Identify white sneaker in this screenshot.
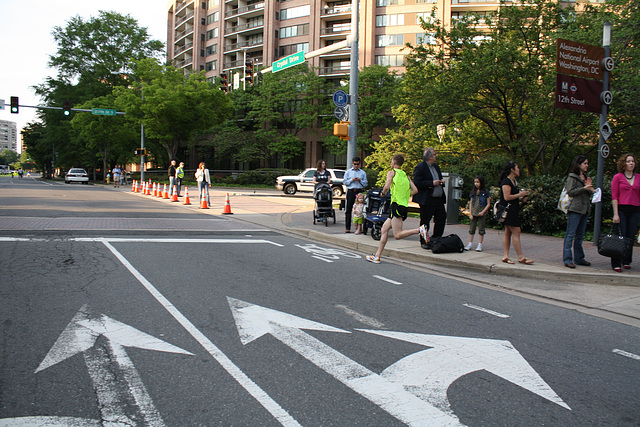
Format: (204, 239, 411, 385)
(464, 243, 473, 251)
(366, 254, 381, 264)
(476, 243, 483, 252)
(419, 225, 430, 242)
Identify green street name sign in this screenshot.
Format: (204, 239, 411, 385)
(92, 108, 116, 116)
(273, 51, 305, 73)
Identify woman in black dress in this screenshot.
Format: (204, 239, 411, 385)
(499, 161, 534, 264)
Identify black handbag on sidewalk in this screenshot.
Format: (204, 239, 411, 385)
(597, 225, 633, 259)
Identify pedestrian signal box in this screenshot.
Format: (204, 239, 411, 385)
(134, 149, 147, 156)
(333, 121, 350, 141)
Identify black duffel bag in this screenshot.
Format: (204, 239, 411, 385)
(431, 234, 465, 254)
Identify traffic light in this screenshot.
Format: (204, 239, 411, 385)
(10, 97, 18, 114)
(245, 61, 253, 85)
(220, 72, 228, 92)
(62, 100, 71, 116)
(333, 121, 350, 140)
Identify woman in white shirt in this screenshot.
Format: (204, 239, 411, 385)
(195, 162, 211, 205)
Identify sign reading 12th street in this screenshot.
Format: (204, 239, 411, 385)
(555, 39, 604, 114)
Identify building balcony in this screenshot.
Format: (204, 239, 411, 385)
(224, 20, 265, 36)
(318, 66, 350, 77)
(321, 5, 352, 17)
(175, 0, 194, 15)
(174, 41, 194, 57)
(225, 2, 265, 19)
(175, 27, 195, 43)
(224, 39, 264, 53)
(175, 11, 195, 28)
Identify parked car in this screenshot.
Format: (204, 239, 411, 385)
(64, 168, 89, 184)
(276, 168, 346, 197)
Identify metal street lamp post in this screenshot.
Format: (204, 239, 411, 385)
(111, 71, 145, 182)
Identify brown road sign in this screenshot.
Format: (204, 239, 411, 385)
(555, 73, 603, 113)
(557, 38, 604, 81)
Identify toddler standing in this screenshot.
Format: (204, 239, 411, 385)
(465, 175, 491, 251)
(352, 192, 366, 235)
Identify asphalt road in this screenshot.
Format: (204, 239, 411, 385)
(1, 175, 639, 426)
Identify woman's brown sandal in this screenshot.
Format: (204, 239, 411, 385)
(518, 258, 534, 265)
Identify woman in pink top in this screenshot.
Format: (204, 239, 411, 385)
(610, 153, 640, 272)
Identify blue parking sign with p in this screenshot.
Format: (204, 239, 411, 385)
(333, 90, 348, 107)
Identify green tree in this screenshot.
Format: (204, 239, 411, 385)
(71, 94, 137, 179)
(0, 149, 19, 166)
(562, 0, 640, 167)
(31, 11, 164, 175)
(385, 0, 601, 176)
(245, 66, 329, 164)
(113, 58, 233, 163)
(322, 65, 401, 155)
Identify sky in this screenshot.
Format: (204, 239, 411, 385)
(0, 1, 169, 151)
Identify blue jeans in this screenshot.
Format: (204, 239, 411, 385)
(563, 211, 588, 265)
(169, 177, 176, 195)
(611, 207, 640, 269)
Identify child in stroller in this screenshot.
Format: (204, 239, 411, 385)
(363, 188, 391, 240)
(313, 183, 336, 226)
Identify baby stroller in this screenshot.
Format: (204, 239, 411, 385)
(313, 183, 336, 226)
(363, 189, 391, 240)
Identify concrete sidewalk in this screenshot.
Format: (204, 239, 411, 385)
(117, 185, 640, 325)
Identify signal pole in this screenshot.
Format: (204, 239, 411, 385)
(346, 0, 359, 168)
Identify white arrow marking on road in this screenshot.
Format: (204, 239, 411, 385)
(228, 297, 463, 426)
(35, 305, 194, 426)
(358, 329, 571, 414)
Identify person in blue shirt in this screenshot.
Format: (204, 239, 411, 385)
(343, 156, 368, 233)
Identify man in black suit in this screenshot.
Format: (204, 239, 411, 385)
(413, 147, 446, 249)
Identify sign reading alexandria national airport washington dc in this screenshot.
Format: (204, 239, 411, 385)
(555, 38, 605, 113)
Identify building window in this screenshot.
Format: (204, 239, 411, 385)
(376, 34, 404, 47)
(206, 12, 219, 25)
(415, 0, 436, 3)
(206, 44, 218, 56)
(206, 28, 219, 40)
(416, 33, 436, 45)
(205, 60, 217, 72)
(416, 12, 435, 25)
(207, 0, 219, 7)
(376, 0, 402, 5)
(375, 54, 405, 66)
(376, 14, 405, 27)
(281, 23, 310, 38)
(279, 42, 309, 57)
(281, 5, 311, 20)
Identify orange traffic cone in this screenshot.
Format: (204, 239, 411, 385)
(147, 180, 152, 195)
(163, 183, 169, 199)
(152, 182, 157, 197)
(183, 187, 191, 205)
(131, 180, 136, 192)
(135, 181, 140, 193)
(199, 188, 208, 209)
(222, 193, 233, 214)
(172, 185, 179, 202)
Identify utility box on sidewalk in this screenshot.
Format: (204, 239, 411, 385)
(442, 173, 463, 224)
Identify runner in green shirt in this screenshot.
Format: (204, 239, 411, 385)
(366, 154, 429, 264)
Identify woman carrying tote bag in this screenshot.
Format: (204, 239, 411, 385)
(563, 155, 595, 268)
(610, 153, 640, 272)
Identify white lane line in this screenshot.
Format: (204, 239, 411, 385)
(335, 304, 387, 329)
(372, 275, 403, 285)
(613, 349, 640, 361)
(100, 239, 301, 427)
(76, 237, 284, 246)
(463, 303, 510, 318)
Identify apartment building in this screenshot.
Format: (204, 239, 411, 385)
(166, 0, 603, 167)
(0, 120, 18, 152)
